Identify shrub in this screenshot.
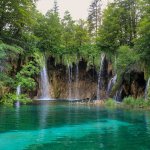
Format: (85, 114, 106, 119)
(105, 98, 117, 107)
(123, 96, 150, 108)
(15, 60, 40, 92)
(0, 93, 32, 106)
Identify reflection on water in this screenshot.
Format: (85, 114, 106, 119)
(0, 103, 150, 150)
(15, 106, 20, 130)
(38, 103, 50, 141)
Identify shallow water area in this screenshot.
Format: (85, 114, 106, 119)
(0, 101, 150, 150)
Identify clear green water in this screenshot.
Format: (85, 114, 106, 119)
(0, 102, 150, 150)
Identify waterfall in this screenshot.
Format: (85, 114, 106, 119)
(16, 85, 21, 107)
(16, 85, 21, 96)
(68, 64, 73, 99)
(145, 78, 150, 100)
(107, 74, 117, 96)
(40, 58, 51, 100)
(107, 55, 118, 99)
(75, 61, 79, 99)
(114, 87, 123, 102)
(97, 54, 105, 100)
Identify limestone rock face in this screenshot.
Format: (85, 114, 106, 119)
(122, 71, 146, 99)
(35, 56, 146, 100)
(36, 58, 98, 99)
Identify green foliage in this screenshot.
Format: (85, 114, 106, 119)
(0, 42, 23, 95)
(88, 0, 102, 38)
(0, 42, 22, 64)
(116, 46, 139, 75)
(62, 54, 77, 66)
(34, 10, 63, 53)
(97, 3, 120, 53)
(0, 93, 32, 106)
(74, 20, 90, 50)
(16, 59, 40, 91)
(123, 96, 150, 108)
(0, 42, 23, 62)
(61, 11, 77, 54)
(32, 51, 45, 67)
(0, 40, 41, 95)
(105, 98, 117, 107)
(0, 73, 14, 94)
(0, 42, 23, 78)
(97, 0, 139, 54)
(18, 61, 40, 77)
(0, 0, 36, 38)
(134, 0, 150, 72)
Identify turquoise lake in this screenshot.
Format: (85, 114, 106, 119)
(0, 101, 150, 150)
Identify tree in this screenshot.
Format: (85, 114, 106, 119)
(33, 9, 62, 54)
(97, 3, 120, 54)
(97, 0, 140, 54)
(88, 0, 102, 38)
(135, 0, 150, 77)
(74, 20, 89, 52)
(0, 0, 36, 39)
(53, 0, 59, 14)
(61, 11, 75, 54)
(115, 0, 139, 46)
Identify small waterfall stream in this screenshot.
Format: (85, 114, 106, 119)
(16, 85, 21, 107)
(145, 78, 150, 100)
(40, 58, 51, 100)
(114, 87, 123, 102)
(75, 61, 79, 99)
(68, 64, 73, 99)
(16, 85, 21, 96)
(97, 54, 105, 100)
(107, 74, 117, 96)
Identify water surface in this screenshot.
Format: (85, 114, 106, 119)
(0, 101, 150, 150)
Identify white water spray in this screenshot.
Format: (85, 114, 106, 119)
(68, 64, 73, 99)
(40, 58, 51, 100)
(107, 74, 117, 96)
(97, 54, 105, 100)
(114, 87, 123, 102)
(145, 78, 150, 100)
(75, 61, 79, 99)
(16, 85, 21, 107)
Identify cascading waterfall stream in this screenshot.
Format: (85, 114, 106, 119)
(97, 54, 105, 100)
(145, 78, 150, 100)
(16, 85, 21, 96)
(16, 85, 21, 107)
(75, 61, 79, 99)
(40, 57, 51, 100)
(68, 64, 73, 99)
(107, 74, 117, 96)
(114, 87, 123, 102)
(112, 56, 119, 101)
